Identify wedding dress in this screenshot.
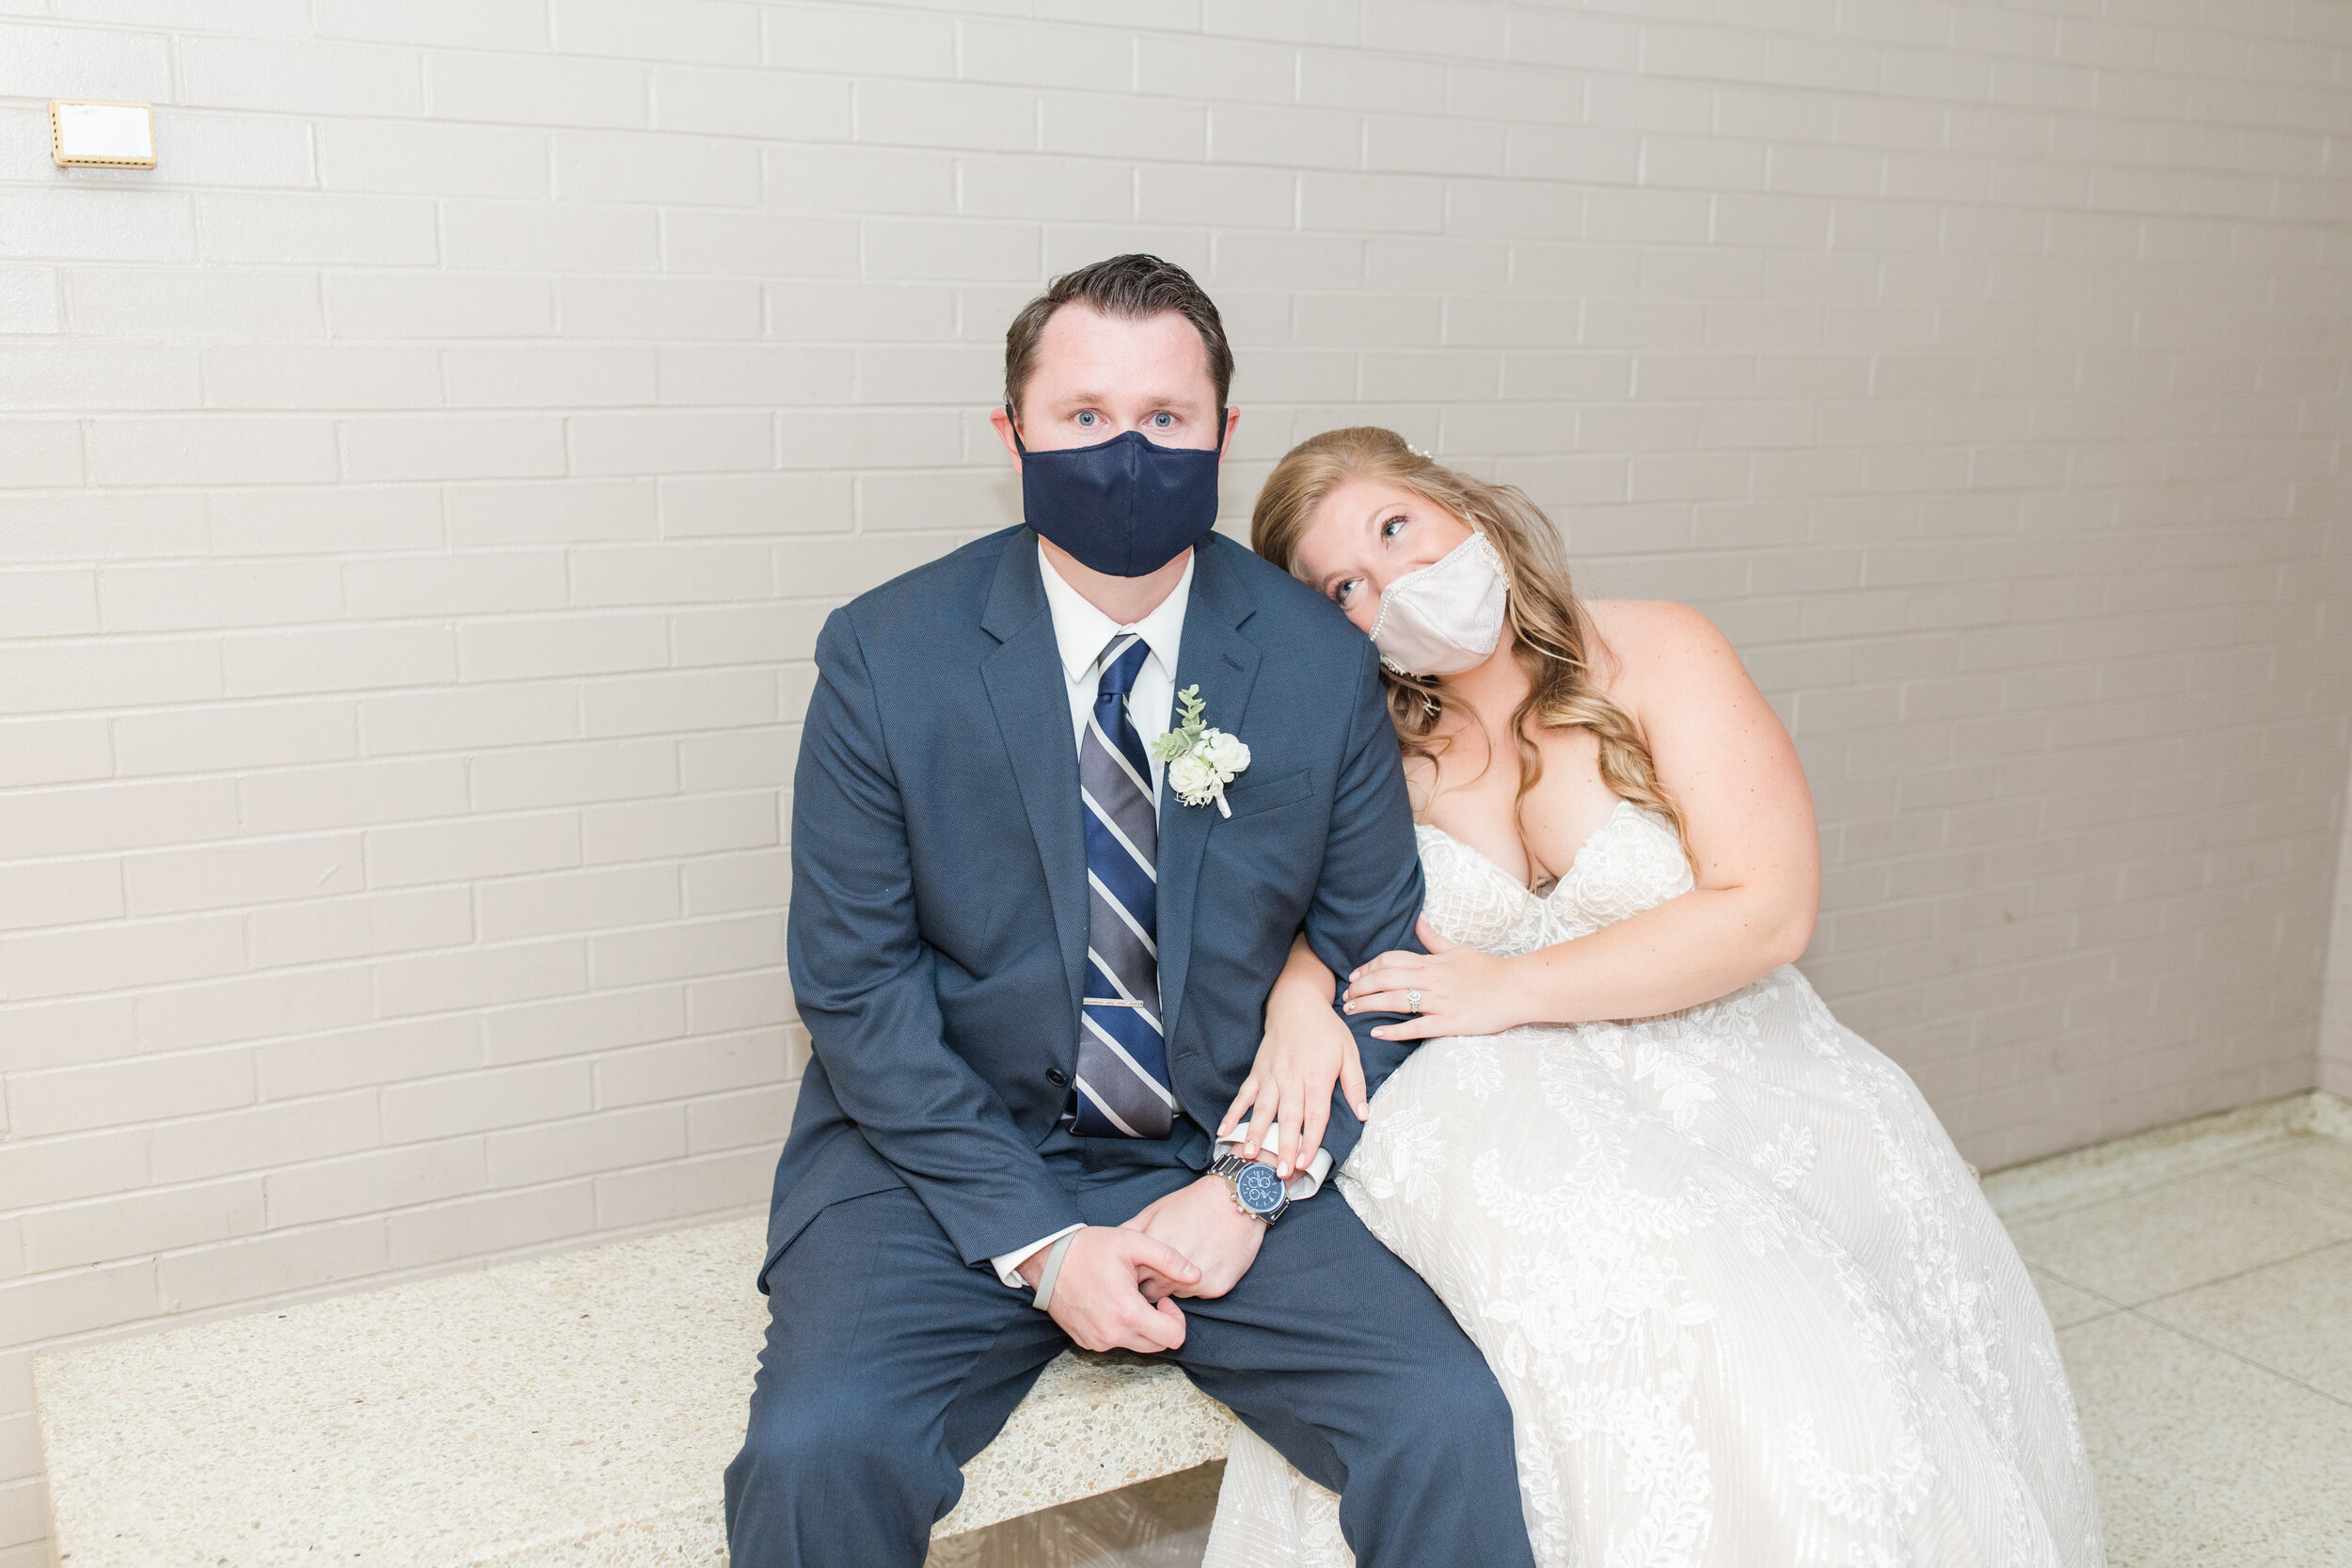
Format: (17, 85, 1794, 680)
(1205, 800, 2105, 1568)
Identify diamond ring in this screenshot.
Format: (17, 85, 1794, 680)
(1406, 988, 1422, 1012)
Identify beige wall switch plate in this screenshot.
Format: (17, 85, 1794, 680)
(49, 101, 156, 167)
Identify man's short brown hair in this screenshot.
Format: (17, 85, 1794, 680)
(1002, 253, 1234, 418)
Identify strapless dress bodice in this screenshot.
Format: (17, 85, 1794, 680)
(1414, 797, 1694, 958)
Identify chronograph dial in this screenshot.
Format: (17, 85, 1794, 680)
(1212, 1152, 1291, 1224)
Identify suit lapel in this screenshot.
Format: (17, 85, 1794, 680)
(979, 532, 1089, 1022)
(1154, 539, 1261, 1054)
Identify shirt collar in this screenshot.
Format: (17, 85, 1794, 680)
(1037, 546, 1195, 687)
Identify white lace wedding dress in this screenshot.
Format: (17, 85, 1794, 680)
(1205, 800, 2105, 1568)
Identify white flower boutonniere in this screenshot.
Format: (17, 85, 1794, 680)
(1151, 684, 1250, 817)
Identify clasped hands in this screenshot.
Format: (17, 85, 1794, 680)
(1026, 920, 1520, 1358)
(1018, 1175, 1265, 1354)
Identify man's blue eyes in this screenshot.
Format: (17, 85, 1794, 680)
(1073, 412, 1176, 427)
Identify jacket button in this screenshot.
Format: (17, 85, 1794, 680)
(1047, 1069, 1070, 1087)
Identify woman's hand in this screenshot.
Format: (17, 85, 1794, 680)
(1343, 917, 1529, 1041)
(1219, 935, 1368, 1180)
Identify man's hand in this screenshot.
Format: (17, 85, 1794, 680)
(1121, 1175, 1265, 1301)
(1017, 1227, 1198, 1354)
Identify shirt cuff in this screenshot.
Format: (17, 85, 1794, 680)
(989, 1224, 1085, 1290)
(1214, 1121, 1334, 1201)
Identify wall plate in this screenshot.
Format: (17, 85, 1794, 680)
(49, 101, 156, 168)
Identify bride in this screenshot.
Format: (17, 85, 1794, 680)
(1202, 427, 2105, 1568)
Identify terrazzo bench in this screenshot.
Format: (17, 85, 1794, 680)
(33, 1213, 1237, 1565)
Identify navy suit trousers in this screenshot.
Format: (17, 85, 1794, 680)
(723, 1147, 1535, 1568)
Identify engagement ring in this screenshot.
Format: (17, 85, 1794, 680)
(1406, 989, 1422, 1011)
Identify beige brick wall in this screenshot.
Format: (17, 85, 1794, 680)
(2, 1, 2349, 1558)
(2324, 752, 2352, 1101)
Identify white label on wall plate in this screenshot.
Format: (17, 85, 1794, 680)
(50, 101, 156, 167)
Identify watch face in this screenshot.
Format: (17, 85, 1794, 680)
(1235, 1163, 1286, 1214)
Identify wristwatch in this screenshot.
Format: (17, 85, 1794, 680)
(1212, 1151, 1290, 1225)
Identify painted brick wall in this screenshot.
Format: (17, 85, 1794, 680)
(3, 1, 2349, 1559)
(2323, 747, 2352, 1101)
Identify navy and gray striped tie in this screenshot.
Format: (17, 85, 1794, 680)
(1073, 633, 1175, 1139)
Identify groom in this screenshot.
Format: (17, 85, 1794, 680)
(724, 254, 1534, 1568)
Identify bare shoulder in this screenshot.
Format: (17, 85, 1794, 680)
(1581, 599, 1741, 698)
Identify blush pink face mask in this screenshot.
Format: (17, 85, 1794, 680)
(1366, 529, 1509, 677)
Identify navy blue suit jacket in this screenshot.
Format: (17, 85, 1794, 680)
(760, 528, 1427, 1291)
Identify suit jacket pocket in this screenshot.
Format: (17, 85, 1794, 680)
(1218, 767, 1312, 819)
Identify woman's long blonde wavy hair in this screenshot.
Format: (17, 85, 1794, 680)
(1250, 426, 1690, 878)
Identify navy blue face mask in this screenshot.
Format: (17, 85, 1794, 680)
(1008, 405, 1224, 578)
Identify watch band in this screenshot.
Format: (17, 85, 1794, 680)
(1030, 1231, 1078, 1313)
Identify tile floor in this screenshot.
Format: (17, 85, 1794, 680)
(2002, 1126, 2352, 1567)
(932, 1111, 2352, 1567)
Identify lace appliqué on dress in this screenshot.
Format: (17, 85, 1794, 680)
(1201, 801, 2104, 1568)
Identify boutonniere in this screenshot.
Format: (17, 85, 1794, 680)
(1151, 684, 1250, 817)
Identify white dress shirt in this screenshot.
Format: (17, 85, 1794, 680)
(1037, 543, 1192, 795)
(988, 547, 1330, 1293)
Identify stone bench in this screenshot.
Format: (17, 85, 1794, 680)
(33, 1213, 1237, 1565)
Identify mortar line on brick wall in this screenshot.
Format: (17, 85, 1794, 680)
(2, 1199, 771, 1364)
(0, 938, 786, 1024)
(1, 1122, 787, 1234)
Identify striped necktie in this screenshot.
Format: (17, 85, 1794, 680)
(1073, 633, 1175, 1139)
